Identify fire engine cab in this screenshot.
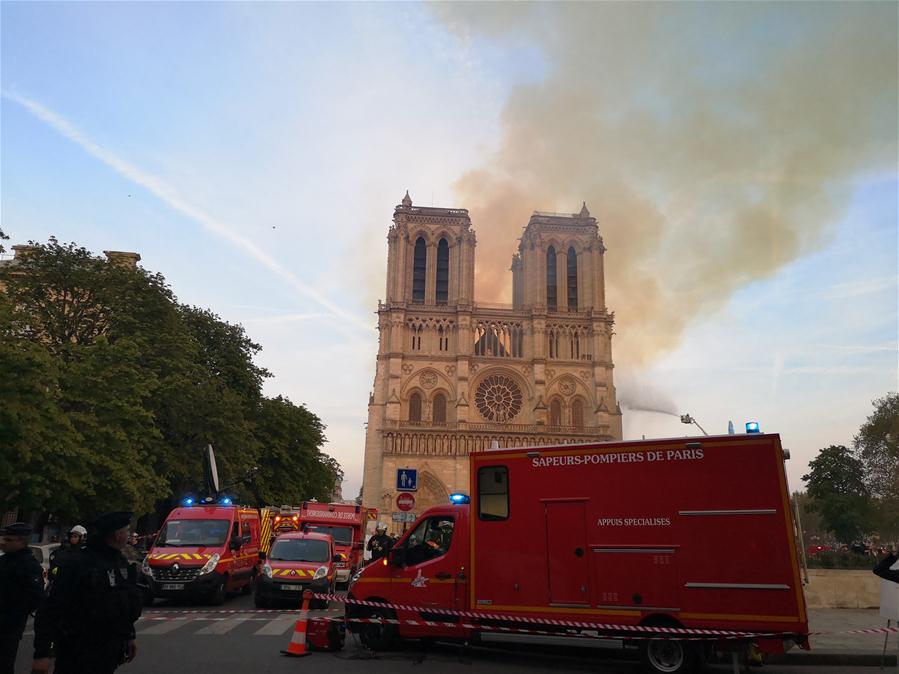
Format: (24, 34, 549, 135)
(298, 501, 370, 588)
(348, 433, 808, 673)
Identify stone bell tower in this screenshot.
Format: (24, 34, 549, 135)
(362, 194, 622, 532)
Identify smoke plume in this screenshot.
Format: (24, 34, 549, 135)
(616, 372, 679, 416)
(434, 3, 898, 364)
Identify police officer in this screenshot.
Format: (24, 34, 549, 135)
(873, 541, 899, 584)
(0, 522, 45, 674)
(366, 523, 392, 562)
(48, 525, 87, 582)
(32, 512, 143, 674)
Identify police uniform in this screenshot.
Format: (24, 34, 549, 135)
(48, 541, 84, 582)
(33, 512, 143, 674)
(0, 522, 45, 674)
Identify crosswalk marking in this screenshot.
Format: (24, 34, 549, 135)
(253, 613, 299, 636)
(195, 615, 251, 635)
(140, 617, 191, 635)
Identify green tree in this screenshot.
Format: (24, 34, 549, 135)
(854, 393, 899, 499)
(1, 238, 342, 522)
(802, 445, 871, 543)
(250, 396, 340, 505)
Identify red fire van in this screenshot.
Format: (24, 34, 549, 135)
(348, 433, 808, 673)
(298, 502, 370, 588)
(255, 531, 339, 608)
(143, 502, 264, 605)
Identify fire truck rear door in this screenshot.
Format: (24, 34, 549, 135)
(544, 500, 590, 606)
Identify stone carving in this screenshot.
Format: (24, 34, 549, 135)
(579, 370, 590, 380)
(520, 365, 532, 376)
(402, 363, 414, 375)
(470, 363, 480, 373)
(444, 365, 456, 375)
(420, 371, 438, 389)
(475, 375, 523, 423)
(546, 368, 556, 379)
(559, 376, 577, 397)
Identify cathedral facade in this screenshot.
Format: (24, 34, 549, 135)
(361, 193, 622, 528)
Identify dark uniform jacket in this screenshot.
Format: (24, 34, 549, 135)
(874, 552, 899, 583)
(0, 547, 45, 636)
(48, 543, 83, 581)
(367, 534, 393, 561)
(33, 542, 142, 665)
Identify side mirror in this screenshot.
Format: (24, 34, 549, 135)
(258, 551, 266, 561)
(229, 536, 242, 551)
(389, 547, 406, 567)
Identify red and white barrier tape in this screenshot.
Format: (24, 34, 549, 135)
(311, 593, 899, 639)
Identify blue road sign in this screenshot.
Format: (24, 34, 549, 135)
(396, 468, 418, 492)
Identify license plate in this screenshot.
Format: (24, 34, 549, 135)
(161, 583, 185, 591)
(279, 584, 303, 591)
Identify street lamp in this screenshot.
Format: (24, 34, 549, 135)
(680, 413, 709, 437)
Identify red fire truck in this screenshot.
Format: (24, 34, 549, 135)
(348, 433, 808, 673)
(298, 501, 372, 588)
(143, 499, 270, 605)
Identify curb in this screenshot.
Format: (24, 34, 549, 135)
(765, 651, 897, 667)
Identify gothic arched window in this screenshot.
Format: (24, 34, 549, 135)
(567, 247, 578, 311)
(572, 398, 585, 427)
(432, 393, 447, 423)
(546, 246, 557, 310)
(436, 238, 449, 305)
(549, 398, 562, 426)
(409, 392, 422, 422)
(412, 237, 426, 303)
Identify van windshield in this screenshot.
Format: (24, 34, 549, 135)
(270, 539, 330, 563)
(156, 520, 230, 547)
(303, 525, 352, 545)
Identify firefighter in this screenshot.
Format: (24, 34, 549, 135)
(366, 523, 392, 562)
(0, 522, 45, 674)
(48, 526, 87, 582)
(425, 520, 453, 557)
(32, 512, 143, 674)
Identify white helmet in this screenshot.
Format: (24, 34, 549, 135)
(376, 523, 387, 533)
(69, 525, 87, 536)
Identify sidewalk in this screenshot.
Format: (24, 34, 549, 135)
(768, 608, 897, 667)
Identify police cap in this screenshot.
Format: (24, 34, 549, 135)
(92, 511, 133, 537)
(1, 522, 33, 537)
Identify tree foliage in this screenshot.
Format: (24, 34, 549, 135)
(0, 238, 342, 521)
(854, 393, 899, 499)
(802, 445, 871, 543)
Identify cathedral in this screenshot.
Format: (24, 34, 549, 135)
(361, 192, 622, 528)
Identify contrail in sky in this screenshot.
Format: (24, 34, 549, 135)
(3, 90, 371, 332)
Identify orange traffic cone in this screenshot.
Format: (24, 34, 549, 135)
(281, 590, 313, 657)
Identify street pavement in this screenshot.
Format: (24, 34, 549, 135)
(13, 593, 892, 673)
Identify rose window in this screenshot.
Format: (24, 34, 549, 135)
(475, 375, 523, 423)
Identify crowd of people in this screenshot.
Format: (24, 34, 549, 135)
(0, 513, 143, 674)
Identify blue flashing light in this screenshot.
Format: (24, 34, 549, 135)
(746, 421, 761, 434)
(183, 497, 194, 506)
(220, 497, 232, 505)
(449, 493, 470, 505)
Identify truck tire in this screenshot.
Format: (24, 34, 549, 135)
(354, 603, 398, 651)
(208, 577, 227, 606)
(640, 638, 699, 674)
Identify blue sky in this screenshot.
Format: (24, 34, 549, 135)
(2, 2, 896, 498)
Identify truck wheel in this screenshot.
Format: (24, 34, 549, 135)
(208, 578, 226, 606)
(640, 638, 699, 674)
(355, 604, 397, 651)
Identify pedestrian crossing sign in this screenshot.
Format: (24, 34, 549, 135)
(396, 468, 418, 492)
